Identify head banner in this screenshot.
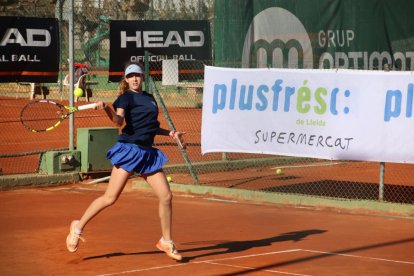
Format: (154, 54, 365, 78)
(109, 20, 211, 82)
(0, 16, 60, 83)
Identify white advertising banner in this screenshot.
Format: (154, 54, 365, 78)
(201, 66, 414, 164)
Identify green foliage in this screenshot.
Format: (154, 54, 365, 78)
(0, 0, 213, 20)
(152, 0, 214, 20)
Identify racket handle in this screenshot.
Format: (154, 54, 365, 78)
(77, 103, 97, 111)
(175, 137, 185, 149)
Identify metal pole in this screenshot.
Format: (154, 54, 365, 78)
(144, 51, 149, 90)
(150, 0, 154, 19)
(97, 0, 101, 66)
(379, 65, 390, 201)
(58, 0, 63, 100)
(379, 162, 385, 201)
(68, 0, 75, 150)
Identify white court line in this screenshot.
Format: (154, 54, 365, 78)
(96, 248, 413, 276)
(97, 263, 187, 276)
(96, 249, 301, 276)
(301, 249, 414, 265)
(271, 162, 342, 170)
(45, 187, 94, 191)
(204, 261, 311, 276)
(204, 197, 238, 203)
(207, 262, 310, 276)
(194, 249, 302, 263)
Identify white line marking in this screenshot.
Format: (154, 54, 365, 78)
(301, 249, 414, 265)
(176, 194, 196, 198)
(95, 249, 301, 276)
(44, 187, 71, 191)
(204, 197, 238, 203)
(271, 162, 342, 170)
(194, 249, 302, 263)
(97, 263, 187, 276)
(45, 187, 93, 191)
(96, 248, 413, 276)
(204, 261, 311, 276)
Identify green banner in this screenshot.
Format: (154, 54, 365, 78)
(214, 0, 414, 70)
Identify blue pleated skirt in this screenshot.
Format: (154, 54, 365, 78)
(106, 142, 168, 175)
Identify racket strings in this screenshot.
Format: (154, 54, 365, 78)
(21, 103, 67, 131)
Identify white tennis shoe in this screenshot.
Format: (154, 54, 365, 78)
(66, 220, 85, 252)
(156, 238, 182, 261)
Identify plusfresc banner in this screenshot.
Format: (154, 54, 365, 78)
(0, 16, 60, 83)
(201, 66, 414, 164)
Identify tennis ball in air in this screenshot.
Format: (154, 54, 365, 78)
(276, 168, 283, 175)
(167, 176, 172, 182)
(74, 87, 83, 97)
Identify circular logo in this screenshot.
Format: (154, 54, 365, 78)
(242, 7, 313, 69)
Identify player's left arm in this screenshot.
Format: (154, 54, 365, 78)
(157, 128, 186, 144)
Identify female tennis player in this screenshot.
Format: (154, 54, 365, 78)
(66, 62, 184, 261)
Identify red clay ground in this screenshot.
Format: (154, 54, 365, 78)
(0, 96, 221, 175)
(0, 182, 413, 275)
(2, 96, 414, 201)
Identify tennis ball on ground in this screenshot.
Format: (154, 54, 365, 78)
(167, 176, 172, 182)
(74, 87, 83, 97)
(276, 168, 283, 175)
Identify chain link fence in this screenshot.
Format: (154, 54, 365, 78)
(0, 1, 413, 207)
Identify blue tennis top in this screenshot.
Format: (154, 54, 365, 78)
(113, 90, 160, 147)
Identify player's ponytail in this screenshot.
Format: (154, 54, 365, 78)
(117, 77, 129, 95)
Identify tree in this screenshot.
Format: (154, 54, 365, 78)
(0, 0, 57, 17)
(119, 0, 150, 20)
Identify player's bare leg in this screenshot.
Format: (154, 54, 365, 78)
(145, 170, 182, 261)
(78, 166, 130, 229)
(145, 170, 173, 240)
(66, 166, 130, 252)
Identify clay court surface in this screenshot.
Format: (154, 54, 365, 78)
(2, 96, 414, 195)
(1, 182, 413, 275)
(1, 96, 414, 275)
(0, 96, 213, 175)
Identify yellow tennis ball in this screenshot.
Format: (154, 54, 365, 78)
(167, 176, 172, 182)
(276, 168, 283, 175)
(74, 87, 83, 97)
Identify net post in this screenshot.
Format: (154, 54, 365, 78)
(144, 51, 150, 91)
(68, 0, 75, 151)
(378, 65, 390, 201)
(379, 162, 385, 201)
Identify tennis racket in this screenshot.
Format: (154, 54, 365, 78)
(175, 135, 186, 149)
(20, 100, 97, 132)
